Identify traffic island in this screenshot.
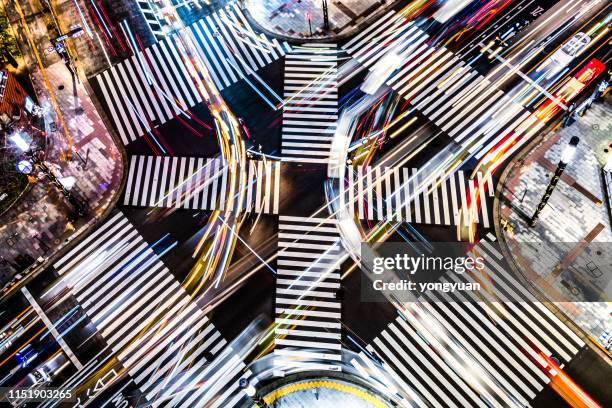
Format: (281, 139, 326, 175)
(242, 373, 393, 408)
(239, 349, 412, 407)
(242, 0, 397, 41)
(494, 98, 612, 352)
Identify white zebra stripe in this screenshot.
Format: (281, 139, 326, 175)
(122, 155, 281, 214)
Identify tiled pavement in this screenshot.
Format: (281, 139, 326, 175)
(499, 99, 612, 346)
(1, 0, 123, 293)
(261, 379, 388, 407)
(49, 0, 118, 76)
(1, 61, 122, 268)
(244, 0, 389, 39)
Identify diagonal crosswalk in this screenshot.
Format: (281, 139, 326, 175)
(274, 215, 343, 371)
(95, 33, 203, 145)
(94, 3, 291, 145)
(282, 44, 339, 164)
(52, 212, 248, 407)
(187, 3, 292, 90)
(342, 11, 534, 157)
(136, 0, 167, 41)
(351, 233, 586, 407)
(123, 155, 281, 214)
(346, 165, 495, 227)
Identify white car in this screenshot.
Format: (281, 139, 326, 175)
(28, 368, 51, 385)
(537, 32, 591, 79)
(551, 33, 591, 67)
(432, 0, 473, 24)
(360, 51, 403, 95)
(550, 32, 590, 66)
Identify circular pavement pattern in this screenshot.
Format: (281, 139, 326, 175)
(262, 378, 392, 408)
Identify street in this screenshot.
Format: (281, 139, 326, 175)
(0, 0, 610, 407)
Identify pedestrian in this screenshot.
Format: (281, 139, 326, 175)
(595, 80, 609, 101)
(577, 97, 592, 117)
(561, 103, 575, 128)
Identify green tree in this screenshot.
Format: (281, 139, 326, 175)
(0, 6, 21, 68)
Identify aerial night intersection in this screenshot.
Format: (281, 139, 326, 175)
(0, 0, 610, 406)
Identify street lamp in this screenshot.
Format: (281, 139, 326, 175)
(322, 0, 329, 31)
(239, 378, 269, 408)
(306, 12, 313, 37)
(529, 136, 580, 226)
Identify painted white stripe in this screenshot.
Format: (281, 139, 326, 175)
(375, 333, 451, 408)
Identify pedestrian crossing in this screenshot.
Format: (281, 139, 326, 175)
(351, 233, 586, 408)
(136, 0, 167, 41)
(186, 3, 292, 90)
(342, 11, 533, 156)
(52, 212, 248, 407)
(274, 215, 343, 371)
(94, 3, 291, 145)
(282, 44, 339, 164)
(144, 349, 251, 408)
(123, 155, 281, 214)
(345, 165, 495, 228)
(95, 33, 203, 145)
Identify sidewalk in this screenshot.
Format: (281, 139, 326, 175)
(496, 99, 611, 349)
(0, 0, 123, 297)
(243, 0, 394, 40)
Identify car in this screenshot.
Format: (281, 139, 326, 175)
(360, 51, 403, 95)
(550, 32, 591, 67)
(432, 0, 473, 24)
(15, 345, 37, 368)
(535, 58, 605, 120)
(28, 368, 51, 385)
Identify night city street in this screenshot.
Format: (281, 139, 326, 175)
(0, 0, 611, 407)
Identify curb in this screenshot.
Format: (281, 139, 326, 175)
(0, 181, 32, 219)
(0, 72, 128, 306)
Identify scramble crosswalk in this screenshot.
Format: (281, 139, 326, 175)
(282, 44, 339, 164)
(94, 3, 291, 145)
(342, 11, 535, 158)
(345, 165, 495, 227)
(123, 155, 281, 214)
(274, 215, 343, 371)
(351, 233, 585, 408)
(52, 212, 248, 407)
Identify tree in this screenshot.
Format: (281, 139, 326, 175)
(0, 6, 21, 68)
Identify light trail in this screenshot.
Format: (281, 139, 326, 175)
(225, 58, 278, 109)
(173, 25, 248, 295)
(27, 3, 610, 405)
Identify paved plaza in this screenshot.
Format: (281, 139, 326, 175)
(0, 61, 122, 272)
(499, 98, 612, 347)
(244, 0, 390, 39)
(262, 379, 391, 407)
(0, 0, 123, 295)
